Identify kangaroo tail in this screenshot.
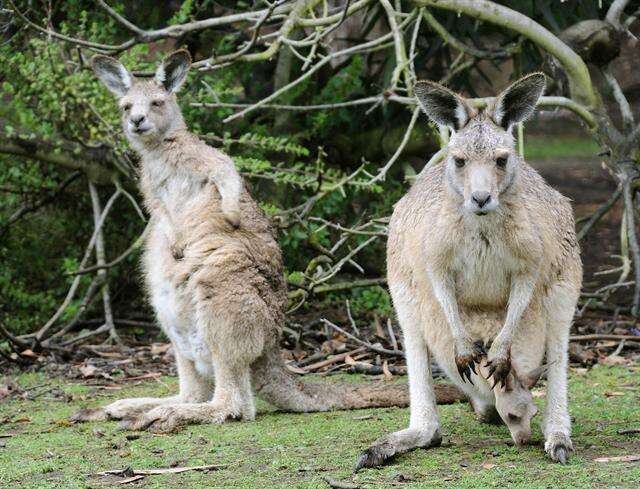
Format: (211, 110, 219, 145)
(251, 349, 465, 412)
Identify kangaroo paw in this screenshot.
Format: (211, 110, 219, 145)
(454, 339, 484, 383)
(486, 341, 511, 389)
(545, 432, 573, 464)
(354, 427, 441, 472)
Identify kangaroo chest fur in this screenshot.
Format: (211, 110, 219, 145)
(141, 153, 216, 377)
(448, 220, 520, 309)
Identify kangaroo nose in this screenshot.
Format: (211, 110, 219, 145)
(131, 114, 146, 126)
(472, 191, 491, 208)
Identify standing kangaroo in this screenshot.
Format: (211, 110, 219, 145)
(73, 50, 462, 431)
(356, 74, 582, 470)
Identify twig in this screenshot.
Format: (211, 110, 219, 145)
(67, 224, 149, 276)
(577, 186, 623, 241)
(303, 347, 366, 371)
(386, 318, 398, 351)
(320, 319, 405, 357)
(89, 182, 120, 344)
(569, 334, 640, 343)
(622, 175, 640, 317)
(34, 187, 121, 343)
(367, 106, 421, 183)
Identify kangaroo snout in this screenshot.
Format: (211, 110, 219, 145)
(467, 190, 497, 215)
(512, 429, 532, 446)
(471, 191, 491, 208)
(131, 114, 146, 126)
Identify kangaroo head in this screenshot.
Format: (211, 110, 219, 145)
(414, 73, 546, 216)
(493, 363, 547, 446)
(92, 50, 192, 148)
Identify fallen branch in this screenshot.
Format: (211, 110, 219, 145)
(320, 319, 405, 357)
(569, 334, 640, 343)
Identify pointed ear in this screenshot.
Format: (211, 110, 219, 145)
(155, 49, 192, 93)
(520, 364, 549, 390)
(503, 371, 516, 392)
(414, 81, 471, 130)
(91, 55, 132, 97)
(492, 73, 546, 130)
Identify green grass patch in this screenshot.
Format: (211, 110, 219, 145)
(0, 366, 638, 488)
(524, 136, 600, 160)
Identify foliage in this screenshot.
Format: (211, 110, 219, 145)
(0, 0, 633, 335)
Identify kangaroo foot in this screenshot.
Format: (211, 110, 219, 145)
(120, 402, 242, 433)
(354, 426, 441, 472)
(454, 339, 485, 383)
(71, 397, 179, 423)
(545, 431, 573, 464)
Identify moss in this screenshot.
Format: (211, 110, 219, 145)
(0, 366, 638, 488)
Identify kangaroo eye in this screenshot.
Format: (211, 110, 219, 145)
(508, 413, 520, 422)
(151, 100, 165, 107)
(454, 157, 466, 168)
(122, 103, 132, 111)
(496, 156, 508, 168)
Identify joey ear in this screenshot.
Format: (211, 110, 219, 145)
(503, 371, 516, 392)
(91, 55, 132, 97)
(155, 49, 192, 93)
(492, 73, 546, 130)
(414, 81, 471, 130)
(520, 364, 549, 390)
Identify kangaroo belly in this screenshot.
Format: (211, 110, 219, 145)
(144, 231, 214, 378)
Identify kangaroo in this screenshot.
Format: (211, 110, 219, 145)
(356, 73, 582, 470)
(72, 50, 463, 432)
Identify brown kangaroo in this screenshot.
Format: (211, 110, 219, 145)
(72, 50, 463, 432)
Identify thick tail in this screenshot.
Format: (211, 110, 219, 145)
(250, 349, 465, 412)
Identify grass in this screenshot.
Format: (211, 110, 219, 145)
(524, 135, 600, 160)
(0, 366, 638, 488)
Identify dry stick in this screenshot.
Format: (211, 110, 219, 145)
(569, 334, 640, 343)
(367, 106, 421, 183)
(380, 0, 411, 91)
(46, 274, 104, 343)
(320, 319, 405, 357)
(61, 323, 110, 347)
(303, 347, 367, 371)
(345, 300, 360, 335)
(34, 188, 121, 343)
(68, 224, 150, 276)
(577, 186, 623, 241)
(386, 318, 398, 351)
(88, 182, 120, 344)
(622, 176, 640, 317)
(0, 319, 29, 352)
(603, 67, 635, 131)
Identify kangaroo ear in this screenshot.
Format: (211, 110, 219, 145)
(91, 55, 132, 97)
(493, 73, 546, 130)
(520, 364, 549, 390)
(155, 49, 192, 93)
(414, 81, 471, 131)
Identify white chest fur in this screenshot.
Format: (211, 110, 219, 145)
(451, 225, 516, 307)
(145, 240, 214, 377)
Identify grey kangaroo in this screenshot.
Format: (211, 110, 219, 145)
(356, 73, 582, 470)
(72, 50, 463, 432)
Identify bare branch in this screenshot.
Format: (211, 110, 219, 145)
(415, 0, 598, 108)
